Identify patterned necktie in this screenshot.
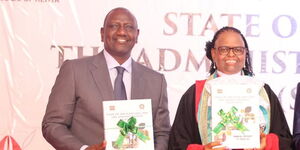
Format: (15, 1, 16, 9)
(114, 66, 127, 100)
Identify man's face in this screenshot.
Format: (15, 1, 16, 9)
(101, 8, 139, 62)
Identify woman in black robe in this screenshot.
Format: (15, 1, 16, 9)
(168, 26, 292, 150)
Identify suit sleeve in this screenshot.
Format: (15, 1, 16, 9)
(153, 75, 171, 150)
(42, 60, 84, 150)
(168, 85, 202, 150)
(264, 84, 293, 150)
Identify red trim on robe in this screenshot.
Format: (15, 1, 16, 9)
(195, 80, 206, 122)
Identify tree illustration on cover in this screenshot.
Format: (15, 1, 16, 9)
(112, 117, 150, 149)
(213, 106, 249, 141)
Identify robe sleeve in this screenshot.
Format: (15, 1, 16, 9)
(168, 84, 202, 150)
(264, 84, 293, 150)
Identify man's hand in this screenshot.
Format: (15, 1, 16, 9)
(86, 141, 106, 150)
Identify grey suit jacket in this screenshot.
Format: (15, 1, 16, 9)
(42, 51, 170, 150)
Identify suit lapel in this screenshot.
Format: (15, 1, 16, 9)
(131, 61, 145, 99)
(89, 51, 114, 100)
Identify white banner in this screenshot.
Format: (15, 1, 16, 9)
(0, 0, 299, 149)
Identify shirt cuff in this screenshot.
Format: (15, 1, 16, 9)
(80, 145, 89, 150)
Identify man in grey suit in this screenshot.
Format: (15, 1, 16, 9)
(42, 7, 170, 150)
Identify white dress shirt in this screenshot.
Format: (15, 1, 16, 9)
(103, 50, 132, 99)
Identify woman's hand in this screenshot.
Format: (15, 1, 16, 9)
(204, 141, 226, 150)
(244, 132, 266, 150)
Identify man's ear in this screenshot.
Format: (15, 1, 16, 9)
(135, 29, 140, 43)
(100, 27, 104, 42)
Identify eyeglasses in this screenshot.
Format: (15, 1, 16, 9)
(214, 46, 247, 55)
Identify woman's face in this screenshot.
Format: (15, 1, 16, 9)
(211, 30, 246, 75)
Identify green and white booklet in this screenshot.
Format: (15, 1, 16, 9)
(103, 99, 154, 150)
(209, 76, 262, 149)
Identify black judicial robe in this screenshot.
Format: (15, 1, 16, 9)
(293, 82, 300, 150)
(168, 84, 293, 150)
